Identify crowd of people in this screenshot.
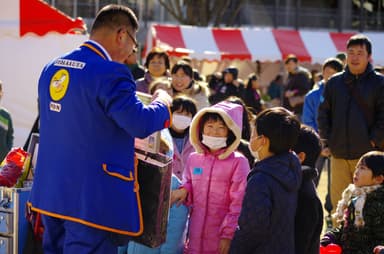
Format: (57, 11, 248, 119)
(10, 3, 384, 254)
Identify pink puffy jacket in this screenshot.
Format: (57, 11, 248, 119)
(181, 101, 250, 254)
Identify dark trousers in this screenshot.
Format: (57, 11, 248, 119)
(41, 215, 117, 254)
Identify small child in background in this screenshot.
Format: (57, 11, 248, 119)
(225, 96, 256, 169)
(242, 73, 263, 115)
(148, 77, 173, 96)
(321, 151, 384, 254)
(292, 125, 324, 254)
(172, 101, 250, 254)
(230, 107, 301, 253)
(169, 95, 197, 180)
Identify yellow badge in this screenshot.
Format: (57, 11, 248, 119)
(49, 69, 69, 101)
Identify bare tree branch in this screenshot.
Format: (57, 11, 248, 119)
(172, 0, 184, 21)
(213, 0, 231, 26)
(198, 0, 208, 26)
(185, 0, 196, 25)
(158, 0, 186, 23)
(228, 0, 246, 26)
(204, 0, 211, 25)
(158, 0, 245, 26)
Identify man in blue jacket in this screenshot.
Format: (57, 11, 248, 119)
(28, 4, 172, 254)
(301, 58, 343, 186)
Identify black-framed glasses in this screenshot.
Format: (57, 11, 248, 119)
(119, 28, 139, 52)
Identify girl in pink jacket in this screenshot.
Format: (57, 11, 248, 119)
(172, 101, 250, 254)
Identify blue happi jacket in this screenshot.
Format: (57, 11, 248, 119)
(29, 40, 171, 236)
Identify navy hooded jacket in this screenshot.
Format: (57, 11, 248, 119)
(230, 152, 302, 254)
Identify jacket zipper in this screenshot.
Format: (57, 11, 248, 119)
(200, 154, 216, 251)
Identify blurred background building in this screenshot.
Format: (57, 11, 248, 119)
(44, 0, 384, 37)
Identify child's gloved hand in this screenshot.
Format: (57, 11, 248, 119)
(320, 233, 335, 247)
(170, 188, 188, 207)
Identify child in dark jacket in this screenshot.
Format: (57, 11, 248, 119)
(292, 125, 324, 254)
(230, 107, 302, 254)
(321, 151, 384, 254)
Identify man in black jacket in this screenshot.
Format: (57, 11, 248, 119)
(283, 54, 312, 117)
(318, 34, 384, 218)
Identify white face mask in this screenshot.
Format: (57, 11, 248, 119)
(202, 134, 227, 150)
(248, 137, 263, 160)
(172, 114, 192, 131)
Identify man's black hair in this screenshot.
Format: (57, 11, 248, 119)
(347, 34, 372, 56)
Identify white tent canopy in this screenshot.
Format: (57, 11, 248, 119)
(145, 24, 384, 65)
(0, 0, 87, 147)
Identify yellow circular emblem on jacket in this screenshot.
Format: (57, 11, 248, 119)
(50, 69, 69, 101)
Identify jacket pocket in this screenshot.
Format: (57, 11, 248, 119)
(102, 163, 134, 181)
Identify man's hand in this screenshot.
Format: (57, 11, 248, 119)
(285, 90, 295, 98)
(219, 238, 231, 254)
(170, 188, 188, 207)
(321, 147, 331, 157)
(232, 80, 240, 87)
(152, 89, 172, 107)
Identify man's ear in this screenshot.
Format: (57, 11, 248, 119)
(115, 28, 125, 47)
(374, 175, 384, 185)
(296, 152, 306, 164)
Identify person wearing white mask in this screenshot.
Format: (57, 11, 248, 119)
(230, 107, 302, 254)
(126, 96, 197, 254)
(127, 96, 214, 254)
(170, 95, 198, 180)
(172, 101, 250, 254)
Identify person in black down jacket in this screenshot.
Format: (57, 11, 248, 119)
(318, 34, 384, 219)
(292, 125, 324, 254)
(209, 66, 245, 105)
(230, 107, 301, 254)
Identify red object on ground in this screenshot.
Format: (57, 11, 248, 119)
(320, 244, 342, 254)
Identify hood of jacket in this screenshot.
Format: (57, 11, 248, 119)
(189, 101, 243, 160)
(250, 152, 302, 192)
